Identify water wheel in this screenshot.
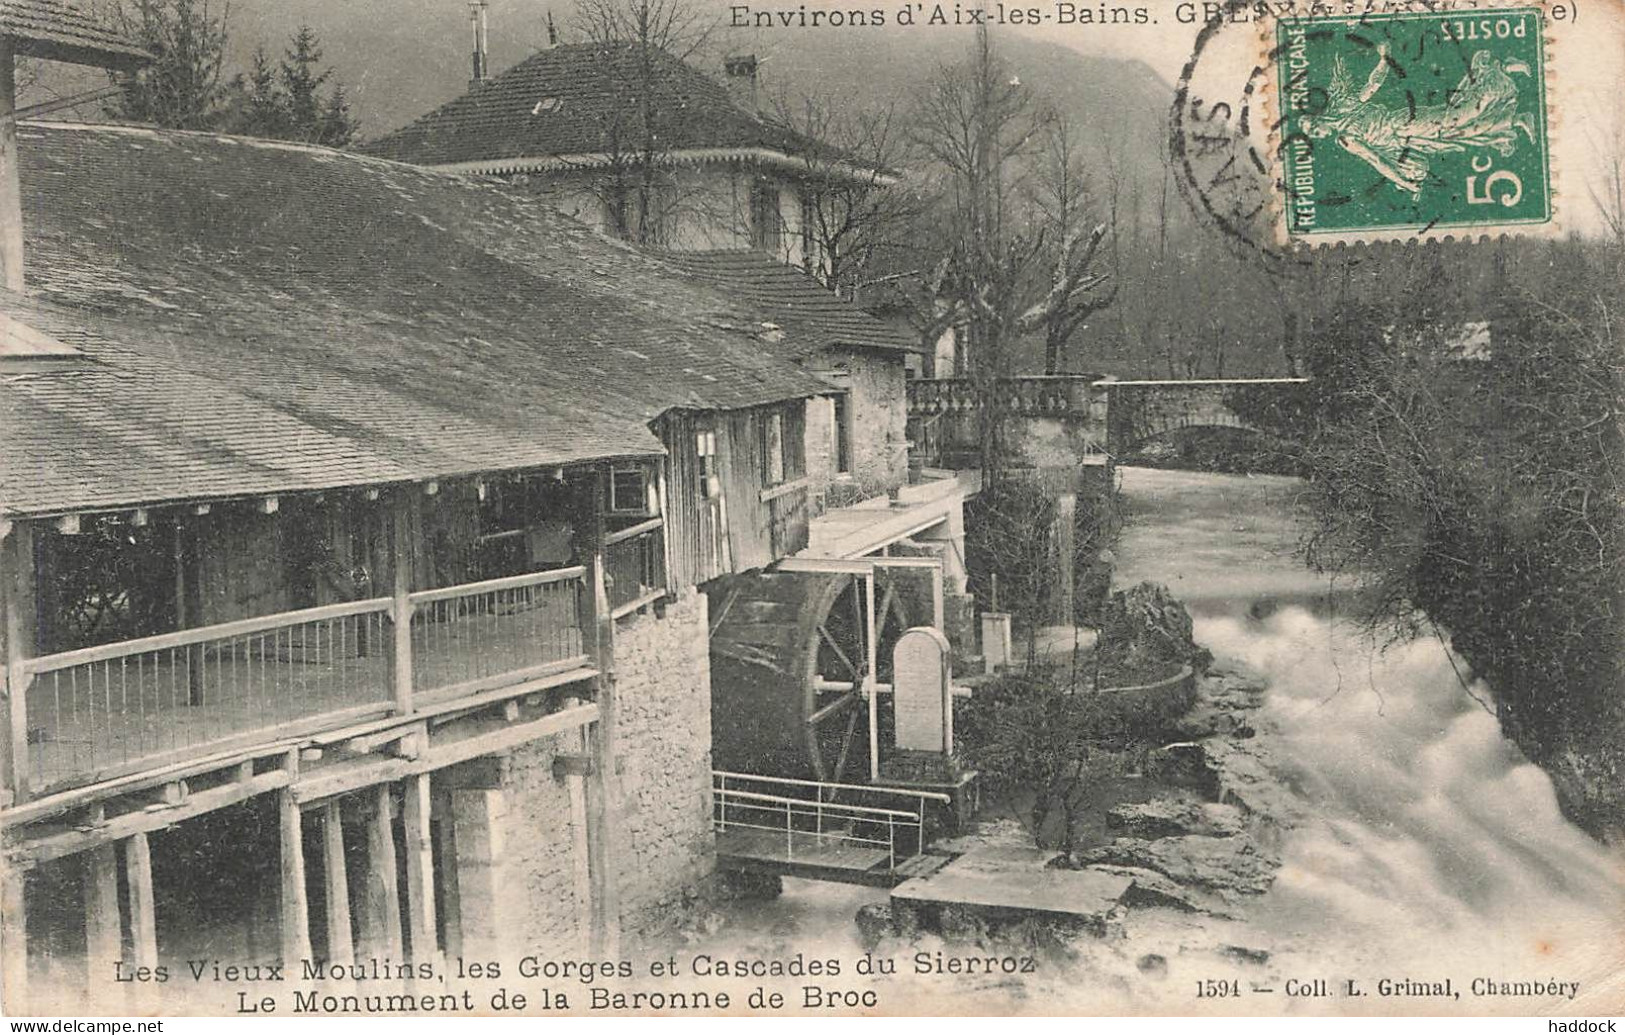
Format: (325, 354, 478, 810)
(705, 569, 918, 784)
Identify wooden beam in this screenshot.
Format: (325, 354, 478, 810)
(402, 775, 436, 965)
(358, 785, 402, 960)
(292, 702, 598, 804)
(446, 756, 508, 791)
(1, 867, 27, 1016)
(124, 832, 158, 971)
(3, 521, 35, 805)
(389, 492, 415, 716)
(572, 753, 598, 955)
(583, 469, 621, 957)
(320, 802, 352, 967)
(551, 754, 592, 779)
(435, 798, 462, 961)
(10, 771, 292, 868)
(278, 790, 311, 967)
(83, 845, 120, 997)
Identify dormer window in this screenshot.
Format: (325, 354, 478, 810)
(531, 97, 564, 115)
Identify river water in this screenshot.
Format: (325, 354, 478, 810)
(707, 466, 1625, 1015)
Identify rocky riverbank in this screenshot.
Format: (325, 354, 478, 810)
(854, 652, 1305, 998)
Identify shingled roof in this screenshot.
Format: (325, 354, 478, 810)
(360, 42, 881, 180)
(658, 251, 918, 358)
(0, 0, 150, 70)
(2, 121, 831, 517)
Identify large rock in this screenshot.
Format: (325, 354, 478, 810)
(1097, 582, 1211, 673)
(1107, 799, 1246, 839)
(1073, 833, 1280, 895)
(1086, 864, 1240, 919)
(1144, 742, 1221, 798)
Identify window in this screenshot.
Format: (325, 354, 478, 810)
(609, 465, 652, 515)
(749, 181, 782, 252)
(761, 411, 786, 486)
(799, 189, 816, 272)
(696, 431, 720, 499)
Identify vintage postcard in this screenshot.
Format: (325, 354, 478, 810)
(1, 0, 1622, 1021)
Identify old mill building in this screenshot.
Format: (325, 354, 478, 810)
(0, 10, 977, 1013)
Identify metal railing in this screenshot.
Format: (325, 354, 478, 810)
(19, 566, 592, 795)
(712, 770, 951, 870)
(409, 566, 587, 697)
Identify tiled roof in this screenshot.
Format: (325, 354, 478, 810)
(658, 251, 919, 358)
(360, 42, 867, 175)
(2, 121, 831, 517)
(0, 0, 150, 70)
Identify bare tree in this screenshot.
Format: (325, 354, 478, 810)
(571, 0, 719, 245)
(768, 90, 921, 292)
(1024, 116, 1115, 375)
(1586, 78, 1625, 258)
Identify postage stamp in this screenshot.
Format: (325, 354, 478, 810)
(1269, 6, 1553, 243)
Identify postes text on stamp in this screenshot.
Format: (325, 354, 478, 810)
(1273, 7, 1551, 242)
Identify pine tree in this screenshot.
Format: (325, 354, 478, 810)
(316, 83, 360, 148)
(234, 44, 287, 139)
(279, 26, 331, 141)
(104, 0, 231, 130)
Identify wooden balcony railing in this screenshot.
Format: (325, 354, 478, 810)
(16, 566, 592, 797)
(604, 518, 668, 619)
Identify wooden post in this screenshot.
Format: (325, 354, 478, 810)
(2, 522, 36, 804)
(401, 774, 436, 964)
(1, 867, 27, 1016)
(866, 569, 879, 782)
(278, 790, 311, 967)
(83, 845, 120, 1000)
(0, 41, 25, 293)
(581, 468, 620, 956)
(433, 794, 462, 960)
(358, 785, 402, 959)
(389, 494, 415, 715)
(320, 802, 353, 967)
(558, 696, 594, 955)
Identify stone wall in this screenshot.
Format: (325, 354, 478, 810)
(806, 348, 908, 501)
(491, 738, 588, 954)
(607, 590, 716, 941)
(482, 591, 715, 954)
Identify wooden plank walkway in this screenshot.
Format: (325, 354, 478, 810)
(717, 827, 891, 873)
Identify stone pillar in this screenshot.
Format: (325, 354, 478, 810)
(449, 789, 507, 962)
(1054, 493, 1076, 626)
(980, 612, 1013, 673)
(82, 845, 120, 1005)
(2, 867, 28, 1016)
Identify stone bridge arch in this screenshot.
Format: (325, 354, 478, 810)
(1100, 379, 1312, 457)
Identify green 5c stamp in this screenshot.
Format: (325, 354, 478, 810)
(1273, 7, 1551, 241)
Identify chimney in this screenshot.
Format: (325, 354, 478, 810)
(469, 1, 490, 87)
(723, 54, 759, 113)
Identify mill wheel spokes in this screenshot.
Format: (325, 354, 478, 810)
(806, 576, 871, 785)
